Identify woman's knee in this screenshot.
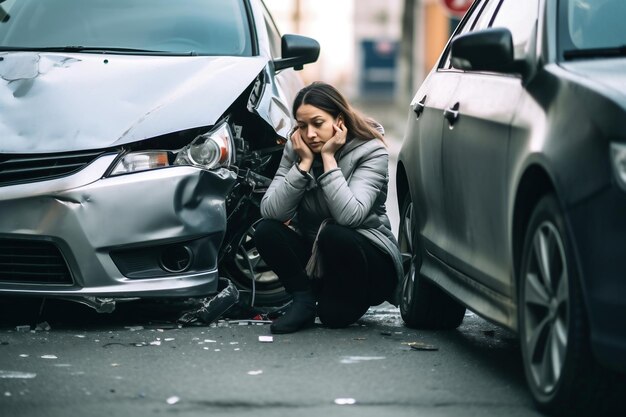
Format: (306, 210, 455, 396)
(253, 219, 286, 257)
(317, 224, 357, 251)
(254, 219, 282, 244)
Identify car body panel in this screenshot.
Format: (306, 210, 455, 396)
(397, 0, 626, 371)
(0, 0, 311, 305)
(0, 53, 268, 153)
(400, 74, 459, 263)
(442, 71, 523, 297)
(0, 156, 236, 297)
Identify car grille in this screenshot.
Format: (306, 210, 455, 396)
(0, 150, 106, 187)
(0, 239, 73, 284)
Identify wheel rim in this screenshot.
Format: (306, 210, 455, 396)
(523, 221, 569, 394)
(232, 222, 280, 288)
(400, 200, 416, 310)
(400, 200, 414, 253)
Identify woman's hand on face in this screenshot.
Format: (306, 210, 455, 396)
(291, 129, 314, 167)
(321, 121, 347, 156)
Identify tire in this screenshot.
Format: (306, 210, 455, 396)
(398, 192, 465, 329)
(220, 214, 290, 308)
(518, 194, 625, 416)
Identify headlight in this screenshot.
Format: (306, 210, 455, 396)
(109, 151, 170, 176)
(611, 143, 626, 191)
(174, 121, 234, 169)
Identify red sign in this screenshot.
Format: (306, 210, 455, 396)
(441, 0, 474, 17)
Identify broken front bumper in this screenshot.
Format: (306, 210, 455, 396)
(0, 153, 236, 299)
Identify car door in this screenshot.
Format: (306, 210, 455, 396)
(405, 2, 497, 261)
(441, 0, 539, 296)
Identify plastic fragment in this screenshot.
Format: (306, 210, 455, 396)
(0, 371, 37, 379)
(35, 322, 51, 331)
(149, 341, 161, 346)
(177, 278, 239, 326)
(258, 336, 273, 343)
(247, 370, 263, 375)
(166, 396, 180, 405)
(229, 319, 272, 325)
(340, 356, 385, 364)
(125, 326, 144, 332)
(15, 325, 30, 333)
(407, 342, 438, 351)
(19, 354, 28, 358)
(78, 296, 117, 313)
(334, 398, 356, 405)
(40, 355, 58, 359)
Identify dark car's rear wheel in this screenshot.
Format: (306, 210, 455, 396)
(398, 192, 465, 329)
(519, 194, 624, 416)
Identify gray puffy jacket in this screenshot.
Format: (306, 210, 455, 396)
(260, 135, 403, 304)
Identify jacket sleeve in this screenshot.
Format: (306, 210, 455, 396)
(260, 141, 312, 221)
(317, 141, 388, 228)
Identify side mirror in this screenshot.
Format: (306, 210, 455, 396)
(274, 34, 320, 71)
(451, 28, 515, 73)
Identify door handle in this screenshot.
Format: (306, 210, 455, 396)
(443, 102, 460, 126)
(412, 96, 427, 119)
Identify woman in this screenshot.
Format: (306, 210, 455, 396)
(255, 82, 403, 334)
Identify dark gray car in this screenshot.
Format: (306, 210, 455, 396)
(0, 0, 318, 310)
(396, 0, 626, 415)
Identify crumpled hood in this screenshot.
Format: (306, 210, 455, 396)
(560, 57, 626, 108)
(0, 52, 268, 153)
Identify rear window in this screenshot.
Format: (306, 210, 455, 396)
(0, 0, 252, 56)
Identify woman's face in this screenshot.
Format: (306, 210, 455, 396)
(295, 104, 338, 153)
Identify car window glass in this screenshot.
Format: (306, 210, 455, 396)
(490, 0, 539, 59)
(472, 0, 502, 31)
(261, 2, 282, 59)
(0, 0, 252, 56)
(567, 0, 626, 50)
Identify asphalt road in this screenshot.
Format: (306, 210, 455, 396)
(0, 104, 545, 417)
(0, 299, 542, 417)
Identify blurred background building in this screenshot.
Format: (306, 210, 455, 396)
(264, 0, 470, 105)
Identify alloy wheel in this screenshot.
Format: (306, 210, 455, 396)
(522, 220, 569, 394)
(234, 223, 279, 285)
(399, 200, 416, 311)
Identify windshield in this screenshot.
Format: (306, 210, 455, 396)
(560, 0, 626, 58)
(0, 0, 252, 56)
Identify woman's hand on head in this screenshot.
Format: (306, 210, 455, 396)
(321, 121, 347, 156)
(291, 129, 314, 170)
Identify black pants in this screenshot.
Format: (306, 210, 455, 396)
(254, 219, 396, 328)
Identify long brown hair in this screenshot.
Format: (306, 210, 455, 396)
(292, 81, 385, 143)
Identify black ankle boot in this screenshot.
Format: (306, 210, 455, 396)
(270, 291, 316, 334)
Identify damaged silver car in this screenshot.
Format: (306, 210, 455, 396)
(0, 0, 319, 310)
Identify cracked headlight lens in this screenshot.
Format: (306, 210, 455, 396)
(109, 151, 170, 176)
(174, 121, 234, 169)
